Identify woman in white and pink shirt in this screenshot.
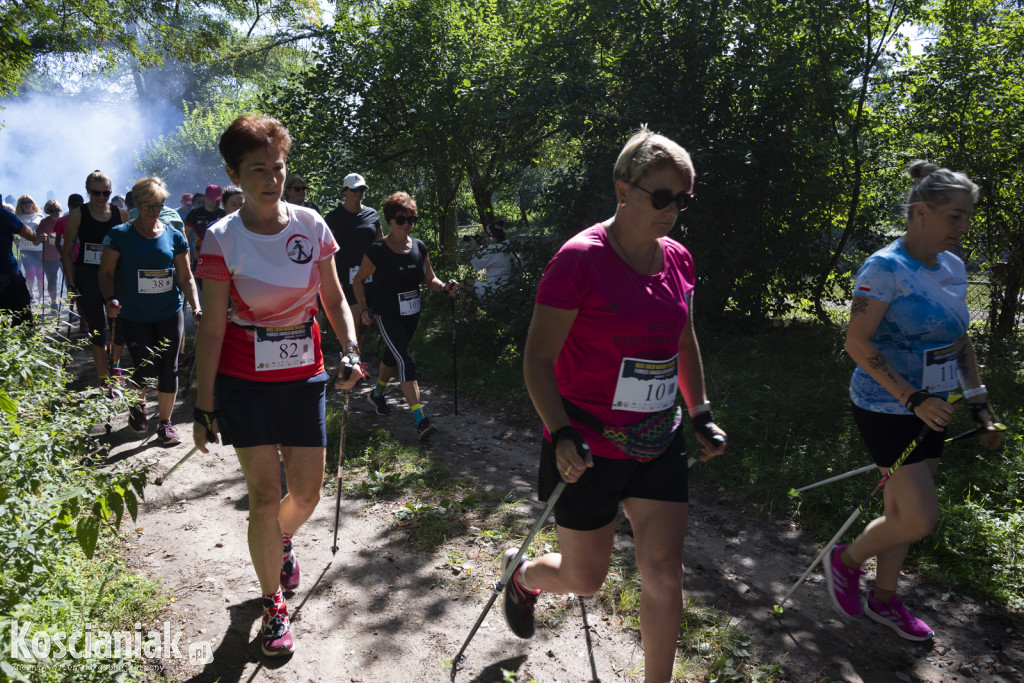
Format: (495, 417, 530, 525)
(192, 115, 362, 658)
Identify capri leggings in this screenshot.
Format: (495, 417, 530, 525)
(119, 310, 183, 394)
(376, 312, 419, 382)
(75, 266, 124, 348)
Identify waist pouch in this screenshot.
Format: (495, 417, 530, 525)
(562, 397, 681, 462)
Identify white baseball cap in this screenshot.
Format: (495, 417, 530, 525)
(342, 173, 367, 191)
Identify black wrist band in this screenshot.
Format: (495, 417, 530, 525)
(193, 407, 219, 432)
(969, 401, 991, 423)
(905, 391, 933, 411)
(553, 425, 589, 455)
(691, 412, 724, 447)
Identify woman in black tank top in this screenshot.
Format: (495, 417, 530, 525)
(60, 170, 129, 385)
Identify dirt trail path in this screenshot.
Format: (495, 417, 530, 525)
(92, 366, 1023, 682)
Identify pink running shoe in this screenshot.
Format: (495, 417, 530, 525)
(260, 597, 294, 656)
(280, 538, 300, 591)
(865, 591, 934, 641)
(823, 543, 864, 616)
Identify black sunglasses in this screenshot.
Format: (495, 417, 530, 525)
(89, 189, 112, 198)
(346, 186, 367, 193)
(393, 215, 417, 226)
(630, 182, 694, 211)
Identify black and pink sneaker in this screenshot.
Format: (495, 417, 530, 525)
(500, 548, 540, 639)
(260, 597, 294, 657)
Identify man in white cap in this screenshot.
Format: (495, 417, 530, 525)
(325, 173, 382, 339)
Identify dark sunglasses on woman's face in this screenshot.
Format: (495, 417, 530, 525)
(89, 189, 112, 198)
(630, 182, 694, 212)
(393, 215, 417, 226)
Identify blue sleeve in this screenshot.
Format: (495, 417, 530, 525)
(853, 255, 894, 304)
(1, 207, 21, 235)
(172, 229, 188, 255)
(102, 229, 121, 251)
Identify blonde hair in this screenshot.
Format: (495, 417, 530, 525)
(131, 177, 170, 207)
(44, 199, 62, 215)
(902, 160, 979, 219)
(613, 125, 695, 191)
(15, 195, 40, 216)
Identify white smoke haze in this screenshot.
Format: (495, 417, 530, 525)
(0, 90, 185, 209)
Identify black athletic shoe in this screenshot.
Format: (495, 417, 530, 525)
(416, 417, 437, 441)
(500, 548, 539, 639)
(367, 391, 391, 415)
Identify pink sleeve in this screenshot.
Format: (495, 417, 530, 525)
(535, 240, 590, 310)
(195, 231, 231, 282)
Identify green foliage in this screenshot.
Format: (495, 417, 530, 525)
(136, 97, 258, 190)
(4, 546, 165, 682)
(0, 315, 151, 678)
(893, 0, 1024, 340)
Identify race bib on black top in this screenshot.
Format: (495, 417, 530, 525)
(398, 290, 421, 316)
(83, 243, 104, 265)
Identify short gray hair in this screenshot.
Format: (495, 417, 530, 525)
(613, 125, 695, 191)
(902, 160, 979, 219)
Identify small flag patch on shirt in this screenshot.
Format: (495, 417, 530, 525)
(857, 285, 871, 292)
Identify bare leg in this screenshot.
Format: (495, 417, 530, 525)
(236, 445, 286, 595)
(278, 446, 326, 536)
(521, 519, 616, 596)
(399, 380, 421, 409)
(841, 460, 938, 601)
(623, 498, 687, 683)
(156, 390, 176, 422)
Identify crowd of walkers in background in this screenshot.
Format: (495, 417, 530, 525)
(0, 119, 1006, 679)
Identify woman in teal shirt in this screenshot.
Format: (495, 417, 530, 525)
(99, 177, 201, 446)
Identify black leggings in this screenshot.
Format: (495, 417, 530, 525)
(75, 266, 124, 349)
(376, 313, 419, 383)
(120, 310, 184, 394)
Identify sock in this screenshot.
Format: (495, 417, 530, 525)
(516, 560, 540, 594)
(263, 589, 285, 613)
(282, 532, 293, 558)
(373, 378, 387, 398)
(411, 403, 424, 425)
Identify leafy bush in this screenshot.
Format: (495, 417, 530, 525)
(0, 314, 150, 680)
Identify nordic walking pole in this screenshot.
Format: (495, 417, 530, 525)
(449, 479, 567, 681)
(449, 452, 699, 681)
(450, 292, 458, 416)
(945, 422, 1007, 443)
(775, 394, 962, 612)
(155, 446, 200, 485)
(330, 359, 357, 555)
(795, 464, 877, 493)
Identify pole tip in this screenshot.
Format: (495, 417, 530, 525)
(331, 545, 339, 555)
(154, 478, 164, 486)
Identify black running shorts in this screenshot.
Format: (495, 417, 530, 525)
(851, 403, 946, 468)
(538, 428, 689, 531)
(215, 371, 328, 448)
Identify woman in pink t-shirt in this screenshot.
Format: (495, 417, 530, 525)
(191, 115, 363, 658)
(504, 127, 727, 683)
